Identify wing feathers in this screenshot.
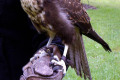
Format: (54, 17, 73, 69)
(58, 0, 90, 24)
(68, 28, 92, 80)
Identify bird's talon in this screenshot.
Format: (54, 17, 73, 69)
(44, 47, 53, 54)
(52, 65, 63, 72)
(50, 57, 59, 62)
(50, 57, 66, 76)
(49, 62, 54, 67)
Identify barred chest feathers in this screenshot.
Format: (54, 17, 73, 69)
(21, 0, 53, 32)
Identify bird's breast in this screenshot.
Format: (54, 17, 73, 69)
(21, 0, 54, 32)
(21, 0, 42, 14)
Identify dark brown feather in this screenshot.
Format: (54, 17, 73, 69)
(43, 0, 75, 44)
(58, 0, 90, 24)
(68, 28, 92, 80)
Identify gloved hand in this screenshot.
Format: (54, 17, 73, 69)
(20, 45, 64, 80)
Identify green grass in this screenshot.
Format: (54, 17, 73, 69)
(63, 0, 120, 80)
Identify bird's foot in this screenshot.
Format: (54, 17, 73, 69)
(44, 47, 54, 57)
(50, 55, 67, 77)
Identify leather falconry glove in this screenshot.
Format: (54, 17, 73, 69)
(20, 45, 65, 80)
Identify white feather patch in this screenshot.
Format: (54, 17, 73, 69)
(48, 24, 53, 30)
(40, 11, 45, 21)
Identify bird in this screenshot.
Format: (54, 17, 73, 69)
(20, 0, 112, 79)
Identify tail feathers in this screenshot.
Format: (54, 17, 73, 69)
(84, 29, 112, 52)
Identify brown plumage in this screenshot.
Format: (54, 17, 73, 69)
(20, 0, 111, 79)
